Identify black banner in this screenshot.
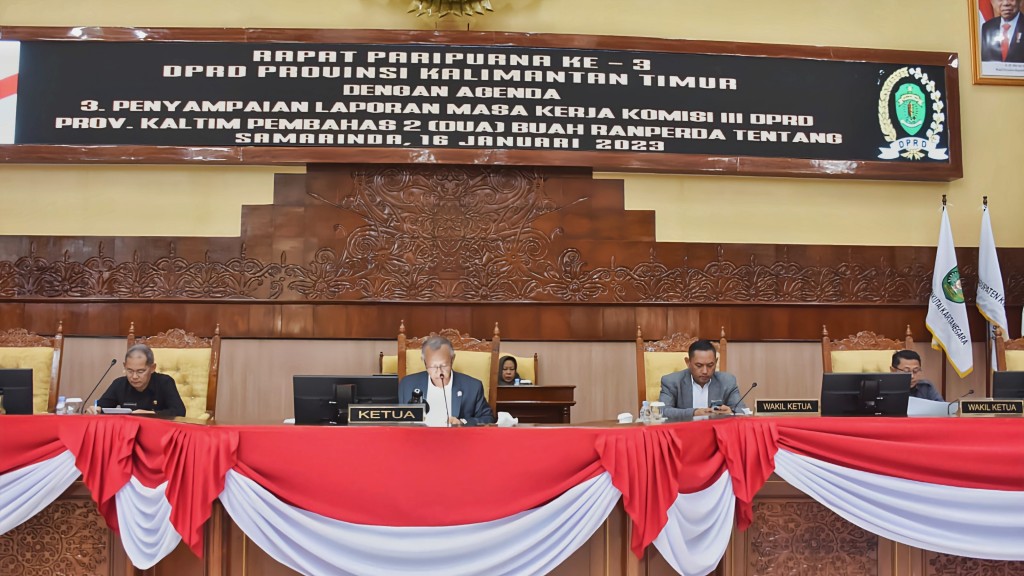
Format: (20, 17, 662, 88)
(9, 40, 953, 163)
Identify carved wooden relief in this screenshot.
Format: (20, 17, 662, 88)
(748, 501, 878, 575)
(0, 165, 1021, 309)
(0, 500, 111, 575)
(826, 329, 911, 352)
(927, 552, 1024, 575)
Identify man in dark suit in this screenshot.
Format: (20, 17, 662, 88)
(981, 0, 1024, 62)
(87, 344, 186, 417)
(397, 335, 494, 426)
(659, 339, 746, 419)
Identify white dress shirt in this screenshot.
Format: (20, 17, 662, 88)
(691, 375, 710, 410)
(424, 373, 454, 427)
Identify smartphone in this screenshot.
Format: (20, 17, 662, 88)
(709, 400, 723, 409)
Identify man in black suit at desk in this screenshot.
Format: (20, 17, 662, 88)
(87, 344, 186, 417)
(397, 336, 494, 427)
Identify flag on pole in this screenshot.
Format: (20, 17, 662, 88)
(977, 202, 1008, 343)
(979, 0, 994, 22)
(926, 204, 973, 377)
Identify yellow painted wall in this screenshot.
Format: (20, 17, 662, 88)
(1, 0, 1020, 246)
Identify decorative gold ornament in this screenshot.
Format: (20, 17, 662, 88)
(408, 0, 494, 18)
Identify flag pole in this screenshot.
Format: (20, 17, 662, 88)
(983, 195, 993, 396)
(940, 194, 948, 397)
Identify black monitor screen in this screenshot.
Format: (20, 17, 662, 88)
(292, 375, 400, 425)
(0, 368, 34, 415)
(820, 372, 911, 416)
(993, 371, 1024, 400)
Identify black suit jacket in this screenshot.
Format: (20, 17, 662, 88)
(982, 15, 1024, 62)
(398, 371, 495, 425)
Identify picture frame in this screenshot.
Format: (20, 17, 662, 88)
(969, 0, 1024, 85)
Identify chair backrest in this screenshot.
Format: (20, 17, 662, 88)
(994, 327, 1024, 371)
(635, 326, 727, 410)
(128, 323, 221, 420)
(821, 325, 913, 373)
(499, 354, 539, 383)
(0, 321, 64, 413)
(396, 321, 501, 414)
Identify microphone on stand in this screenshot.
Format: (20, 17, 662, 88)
(947, 389, 974, 416)
(82, 359, 118, 412)
(729, 382, 759, 414)
(410, 388, 430, 413)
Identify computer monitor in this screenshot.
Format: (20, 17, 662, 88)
(820, 372, 911, 416)
(0, 368, 34, 415)
(993, 371, 1024, 400)
(292, 375, 400, 425)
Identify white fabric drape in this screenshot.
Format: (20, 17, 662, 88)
(652, 471, 736, 576)
(115, 477, 182, 569)
(220, 470, 621, 576)
(774, 449, 1024, 561)
(0, 450, 79, 535)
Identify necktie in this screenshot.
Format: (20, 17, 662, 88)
(1002, 23, 1011, 61)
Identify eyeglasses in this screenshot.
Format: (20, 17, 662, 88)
(124, 368, 151, 377)
(894, 367, 922, 375)
(426, 364, 451, 373)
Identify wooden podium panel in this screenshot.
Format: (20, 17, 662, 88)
(496, 384, 576, 423)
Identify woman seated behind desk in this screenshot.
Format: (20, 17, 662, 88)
(498, 355, 521, 386)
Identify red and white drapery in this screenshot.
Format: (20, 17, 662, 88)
(1, 416, 1022, 575)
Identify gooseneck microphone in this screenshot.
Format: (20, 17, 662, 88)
(410, 388, 430, 413)
(82, 359, 118, 411)
(730, 382, 758, 412)
(947, 389, 974, 416)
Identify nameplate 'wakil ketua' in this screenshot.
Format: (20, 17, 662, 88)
(348, 404, 425, 425)
(755, 399, 820, 415)
(959, 400, 1024, 417)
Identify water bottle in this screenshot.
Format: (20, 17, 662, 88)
(55, 395, 66, 415)
(639, 400, 652, 424)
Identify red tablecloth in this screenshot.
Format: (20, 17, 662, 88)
(2, 415, 1023, 557)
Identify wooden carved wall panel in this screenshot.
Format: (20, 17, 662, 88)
(0, 500, 110, 575)
(926, 552, 1024, 575)
(748, 501, 878, 575)
(0, 164, 1022, 307)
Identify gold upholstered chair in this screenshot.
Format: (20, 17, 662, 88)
(498, 353, 539, 384)
(382, 321, 501, 414)
(0, 321, 65, 413)
(127, 323, 221, 420)
(994, 327, 1024, 372)
(821, 325, 913, 373)
(635, 326, 728, 410)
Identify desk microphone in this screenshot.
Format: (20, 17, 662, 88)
(411, 388, 430, 413)
(82, 359, 118, 411)
(947, 389, 974, 416)
(730, 382, 758, 412)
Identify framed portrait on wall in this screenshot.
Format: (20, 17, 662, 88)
(970, 0, 1024, 85)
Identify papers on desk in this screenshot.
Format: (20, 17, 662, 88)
(101, 407, 133, 414)
(908, 396, 955, 417)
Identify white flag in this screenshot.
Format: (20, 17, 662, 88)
(926, 207, 973, 377)
(977, 205, 1008, 341)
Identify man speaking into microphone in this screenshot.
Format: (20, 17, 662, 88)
(86, 344, 186, 417)
(659, 339, 747, 419)
(397, 336, 494, 427)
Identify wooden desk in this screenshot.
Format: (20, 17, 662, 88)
(496, 384, 575, 423)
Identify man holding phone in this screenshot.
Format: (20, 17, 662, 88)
(659, 339, 746, 419)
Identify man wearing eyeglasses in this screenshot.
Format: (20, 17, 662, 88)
(890, 349, 944, 401)
(397, 335, 495, 427)
(87, 344, 186, 416)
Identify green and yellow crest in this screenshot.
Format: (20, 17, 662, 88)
(941, 267, 965, 304)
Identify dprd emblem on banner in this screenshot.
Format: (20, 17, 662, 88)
(0, 41, 20, 145)
(877, 67, 947, 161)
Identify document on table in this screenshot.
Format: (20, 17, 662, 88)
(907, 396, 955, 417)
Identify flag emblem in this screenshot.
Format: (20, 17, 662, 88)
(941, 267, 965, 303)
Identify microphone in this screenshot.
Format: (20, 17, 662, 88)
(410, 388, 430, 413)
(442, 384, 451, 427)
(730, 382, 758, 413)
(82, 359, 117, 412)
(947, 389, 974, 416)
